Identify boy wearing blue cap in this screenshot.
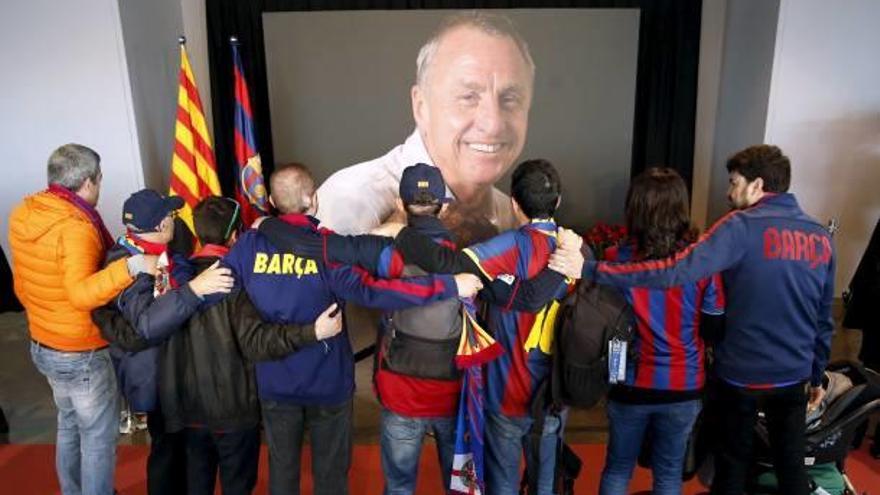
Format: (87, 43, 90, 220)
(372, 163, 464, 495)
(93, 188, 234, 495)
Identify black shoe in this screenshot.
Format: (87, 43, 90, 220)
(870, 442, 880, 459)
(0, 407, 8, 434)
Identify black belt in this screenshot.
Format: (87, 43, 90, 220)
(31, 339, 108, 353)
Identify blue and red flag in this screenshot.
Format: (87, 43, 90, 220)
(231, 38, 269, 227)
(450, 300, 503, 495)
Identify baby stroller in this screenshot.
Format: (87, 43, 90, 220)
(695, 361, 880, 495)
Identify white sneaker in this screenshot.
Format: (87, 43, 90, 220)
(119, 409, 133, 435)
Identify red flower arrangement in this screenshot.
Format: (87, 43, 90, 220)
(583, 221, 628, 260)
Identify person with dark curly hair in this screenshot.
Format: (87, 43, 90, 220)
(598, 168, 725, 495)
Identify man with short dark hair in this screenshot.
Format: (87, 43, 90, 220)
(453, 159, 572, 495)
(558, 145, 835, 495)
(8, 144, 155, 495)
(725, 144, 792, 210)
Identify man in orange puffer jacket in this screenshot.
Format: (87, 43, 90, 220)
(8, 143, 157, 495)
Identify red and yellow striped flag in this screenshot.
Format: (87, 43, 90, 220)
(169, 41, 221, 232)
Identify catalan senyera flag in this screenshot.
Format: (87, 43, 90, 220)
(169, 41, 221, 233)
(231, 39, 269, 226)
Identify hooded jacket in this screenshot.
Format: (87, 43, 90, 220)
(9, 191, 132, 350)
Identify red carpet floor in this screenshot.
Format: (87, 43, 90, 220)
(0, 443, 876, 494)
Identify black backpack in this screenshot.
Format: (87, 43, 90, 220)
(380, 263, 463, 381)
(550, 274, 636, 408)
(521, 248, 635, 495)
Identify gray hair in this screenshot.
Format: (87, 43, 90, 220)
(47, 143, 101, 190)
(415, 11, 536, 88)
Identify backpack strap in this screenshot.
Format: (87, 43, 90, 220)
(354, 343, 377, 363)
(551, 285, 580, 405)
(372, 317, 390, 406)
(521, 378, 550, 495)
(521, 385, 567, 495)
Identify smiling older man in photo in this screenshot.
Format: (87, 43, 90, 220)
(317, 12, 534, 245)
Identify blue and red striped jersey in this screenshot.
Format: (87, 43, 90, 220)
(463, 219, 571, 416)
(606, 242, 725, 393)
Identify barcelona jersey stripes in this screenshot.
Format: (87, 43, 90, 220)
(606, 243, 725, 393)
(463, 219, 571, 416)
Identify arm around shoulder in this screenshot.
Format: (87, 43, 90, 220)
(230, 290, 318, 361)
(61, 225, 132, 310)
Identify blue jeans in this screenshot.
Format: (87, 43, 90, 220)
(30, 343, 120, 495)
(380, 408, 456, 495)
(485, 410, 565, 495)
(599, 399, 702, 495)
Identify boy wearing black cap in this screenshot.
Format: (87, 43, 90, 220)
(93, 189, 234, 495)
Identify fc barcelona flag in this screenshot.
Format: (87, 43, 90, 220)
(450, 300, 503, 495)
(169, 37, 221, 232)
(231, 37, 269, 226)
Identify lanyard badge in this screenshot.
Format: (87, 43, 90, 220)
(608, 337, 628, 384)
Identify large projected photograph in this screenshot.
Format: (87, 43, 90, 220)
(263, 9, 639, 231)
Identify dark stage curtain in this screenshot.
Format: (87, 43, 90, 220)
(206, 0, 702, 194)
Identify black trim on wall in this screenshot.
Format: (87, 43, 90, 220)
(206, 0, 701, 195)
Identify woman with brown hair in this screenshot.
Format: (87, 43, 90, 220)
(599, 167, 725, 495)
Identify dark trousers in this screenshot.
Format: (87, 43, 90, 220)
(185, 426, 260, 495)
(147, 412, 187, 495)
(261, 399, 352, 495)
(860, 326, 880, 455)
(710, 381, 809, 495)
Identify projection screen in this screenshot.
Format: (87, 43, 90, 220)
(263, 9, 639, 230)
